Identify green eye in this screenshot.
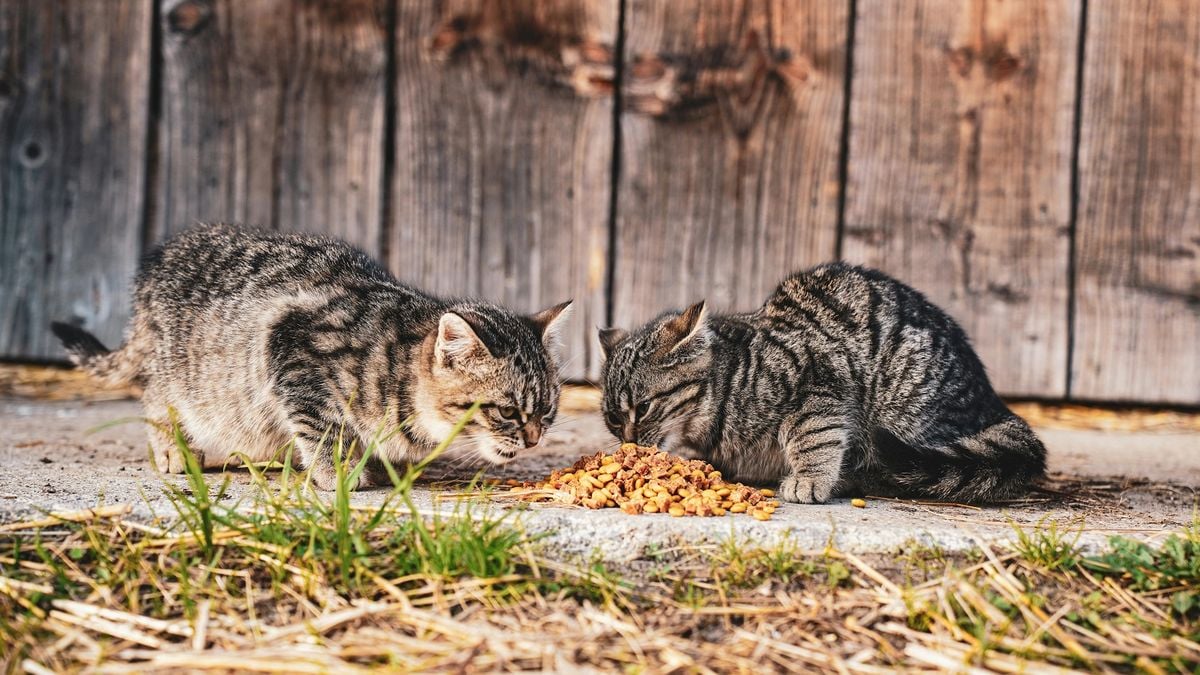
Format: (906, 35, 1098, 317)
(498, 406, 521, 420)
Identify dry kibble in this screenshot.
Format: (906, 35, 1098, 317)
(851, 498, 867, 508)
(517, 444, 776, 519)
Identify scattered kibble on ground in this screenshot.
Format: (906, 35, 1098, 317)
(514, 443, 780, 520)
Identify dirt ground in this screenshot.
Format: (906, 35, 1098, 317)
(1, 376, 1198, 560)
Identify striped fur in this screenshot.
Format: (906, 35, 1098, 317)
(599, 263, 1046, 504)
(53, 225, 570, 490)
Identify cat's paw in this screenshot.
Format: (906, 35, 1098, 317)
(359, 460, 398, 489)
(153, 442, 204, 474)
(307, 463, 360, 492)
(778, 473, 835, 504)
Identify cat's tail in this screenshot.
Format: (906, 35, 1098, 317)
(50, 322, 145, 386)
(877, 416, 1047, 504)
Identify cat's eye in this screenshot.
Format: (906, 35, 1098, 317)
(635, 400, 651, 417)
(605, 411, 622, 427)
(497, 405, 521, 420)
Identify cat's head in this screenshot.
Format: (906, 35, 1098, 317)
(598, 301, 711, 448)
(414, 301, 571, 465)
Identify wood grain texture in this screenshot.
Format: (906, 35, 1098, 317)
(843, 0, 1080, 398)
(1073, 2, 1200, 405)
(0, 1, 150, 360)
(391, 0, 618, 380)
(611, 0, 847, 330)
(154, 0, 387, 253)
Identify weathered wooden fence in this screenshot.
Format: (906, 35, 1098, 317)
(1, 0, 1197, 405)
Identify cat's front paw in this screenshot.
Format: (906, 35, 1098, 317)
(307, 462, 361, 492)
(778, 473, 835, 504)
(153, 441, 204, 474)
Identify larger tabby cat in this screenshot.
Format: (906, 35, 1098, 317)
(53, 225, 570, 490)
(599, 263, 1045, 504)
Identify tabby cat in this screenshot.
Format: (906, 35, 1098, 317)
(599, 263, 1045, 504)
(53, 225, 570, 490)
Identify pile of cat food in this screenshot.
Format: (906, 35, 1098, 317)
(513, 443, 779, 520)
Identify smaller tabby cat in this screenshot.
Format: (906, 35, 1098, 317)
(53, 225, 570, 490)
(599, 263, 1045, 504)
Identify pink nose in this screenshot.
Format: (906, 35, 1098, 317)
(522, 423, 542, 448)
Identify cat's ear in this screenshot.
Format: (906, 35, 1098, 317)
(660, 301, 709, 356)
(529, 300, 572, 348)
(598, 327, 628, 359)
(436, 312, 489, 368)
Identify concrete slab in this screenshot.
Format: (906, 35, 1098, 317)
(1, 396, 1197, 560)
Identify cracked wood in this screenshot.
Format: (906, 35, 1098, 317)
(390, 0, 619, 381)
(0, 1, 151, 360)
(611, 0, 848, 333)
(843, 0, 1080, 398)
(1073, 1, 1200, 404)
(153, 0, 388, 253)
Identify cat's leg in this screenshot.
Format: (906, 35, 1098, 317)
(776, 392, 856, 504)
(142, 384, 204, 473)
(274, 385, 364, 491)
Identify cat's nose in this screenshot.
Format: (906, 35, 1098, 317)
(522, 423, 542, 448)
(621, 422, 636, 444)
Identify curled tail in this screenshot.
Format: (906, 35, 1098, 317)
(876, 417, 1047, 504)
(51, 322, 144, 386)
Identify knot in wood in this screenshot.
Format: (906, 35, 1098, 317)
(19, 140, 47, 169)
(624, 29, 807, 119)
(946, 42, 1021, 82)
(167, 0, 212, 36)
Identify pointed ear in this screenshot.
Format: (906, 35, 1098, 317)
(660, 301, 708, 354)
(529, 300, 572, 346)
(436, 312, 488, 367)
(598, 327, 628, 359)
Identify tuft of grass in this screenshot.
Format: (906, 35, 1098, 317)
(1010, 517, 1082, 571)
(712, 533, 816, 588)
(1084, 521, 1200, 618)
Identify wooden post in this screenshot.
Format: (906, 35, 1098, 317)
(1073, 1, 1200, 405)
(390, 0, 618, 380)
(0, 1, 151, 360)
(154, 0, 388, 254)
(843, 0, 1080, 398)
(611, 0, 848, 329)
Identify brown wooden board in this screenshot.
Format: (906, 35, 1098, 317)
(843, 0, 1080, 398)
(610, 0, 847, 334)
(1073, 2, 1200, 405)
(391, 0, 618, 381)
(0, 1, 151, 360)
(154, 0, 388, 254)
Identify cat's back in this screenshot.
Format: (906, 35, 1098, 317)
(761, 262, 959, 334)
(137, 225, 399, 310)
(759, 262, 881, 333)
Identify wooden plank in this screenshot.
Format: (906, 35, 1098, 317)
(611, 0, 847, 332)
(843, 0, 1080, 398)
(391, 0, 617, 380)
(1073, 2, 1200, 405)
(154, 0, 387, 253)
(0, 1, 151, 360)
